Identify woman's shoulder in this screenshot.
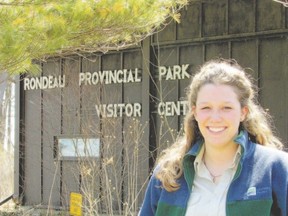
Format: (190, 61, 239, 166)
(254, 144, 288, 167)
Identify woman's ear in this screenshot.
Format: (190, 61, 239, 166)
(240, 106, 248, 122)
(192, 106, 197, 121)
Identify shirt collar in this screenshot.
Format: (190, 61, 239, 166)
(187, 130, 250, 158)
(229, 145, 242, 169)
(194, 145, 205, 173)
(193, 145, 242, 173)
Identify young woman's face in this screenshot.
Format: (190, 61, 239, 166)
(193, 84, 247, 150)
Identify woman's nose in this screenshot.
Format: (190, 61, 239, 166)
(210, 110, 222, 121)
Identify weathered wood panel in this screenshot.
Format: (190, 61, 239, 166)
(153, 20, 175, 43)
(229, 0, 255, 34)
(61, 57, 81, 206)
(80, 56, 101, 136)
(205, 42, 229, 60)
(259, 38, 288, 146)
(152, 47, 180, 152)
(231, 40, 258, 80)
(177, 3, 201, 39)
(24, 80, 41, 205)
(122, 50, 145, 211)
(203, 0, 226, 37)
(179, 44, 204, 124)
(79, 56, 102, 211)
(42, 59, 62, 206)
(256, 0, 284, 31)
(100, 53, 123, 212)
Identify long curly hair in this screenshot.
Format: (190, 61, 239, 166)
(156, 59, 283, 192)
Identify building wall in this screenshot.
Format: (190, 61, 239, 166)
(150, 0, 288, 152)
(16, 0, 288, 211)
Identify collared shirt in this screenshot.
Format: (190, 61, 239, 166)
(185, 145, 241, 216)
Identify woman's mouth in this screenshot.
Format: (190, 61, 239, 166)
(207, 127, 226, 133)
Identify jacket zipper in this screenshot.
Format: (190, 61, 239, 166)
(225, 160, 243, 216)
(183, 155, 196, 216)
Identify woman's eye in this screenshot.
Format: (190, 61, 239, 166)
(223, 106, 232, 110)
(201, 107, 210, 110)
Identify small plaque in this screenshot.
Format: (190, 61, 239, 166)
(70, 192, 82, 216)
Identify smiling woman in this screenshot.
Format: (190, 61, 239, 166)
(193, 84, 248, 151)
(138, 59, 288, 216)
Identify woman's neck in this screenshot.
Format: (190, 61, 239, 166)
(203, 142, 238, 174)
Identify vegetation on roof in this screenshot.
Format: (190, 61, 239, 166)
(0, 0, 189, 74)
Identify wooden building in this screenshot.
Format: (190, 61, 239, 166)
(15, 0, 288, 213)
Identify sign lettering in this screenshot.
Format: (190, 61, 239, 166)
(95, 103, 141, 118)
(79, 68, 141, 86)
(24, 75, 65, 90)
(23, 64, 191, 117)
(158, 101, 188, 116)
(159, 64, 190, 80)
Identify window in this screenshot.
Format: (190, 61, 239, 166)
(55, 136, 100, 160)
